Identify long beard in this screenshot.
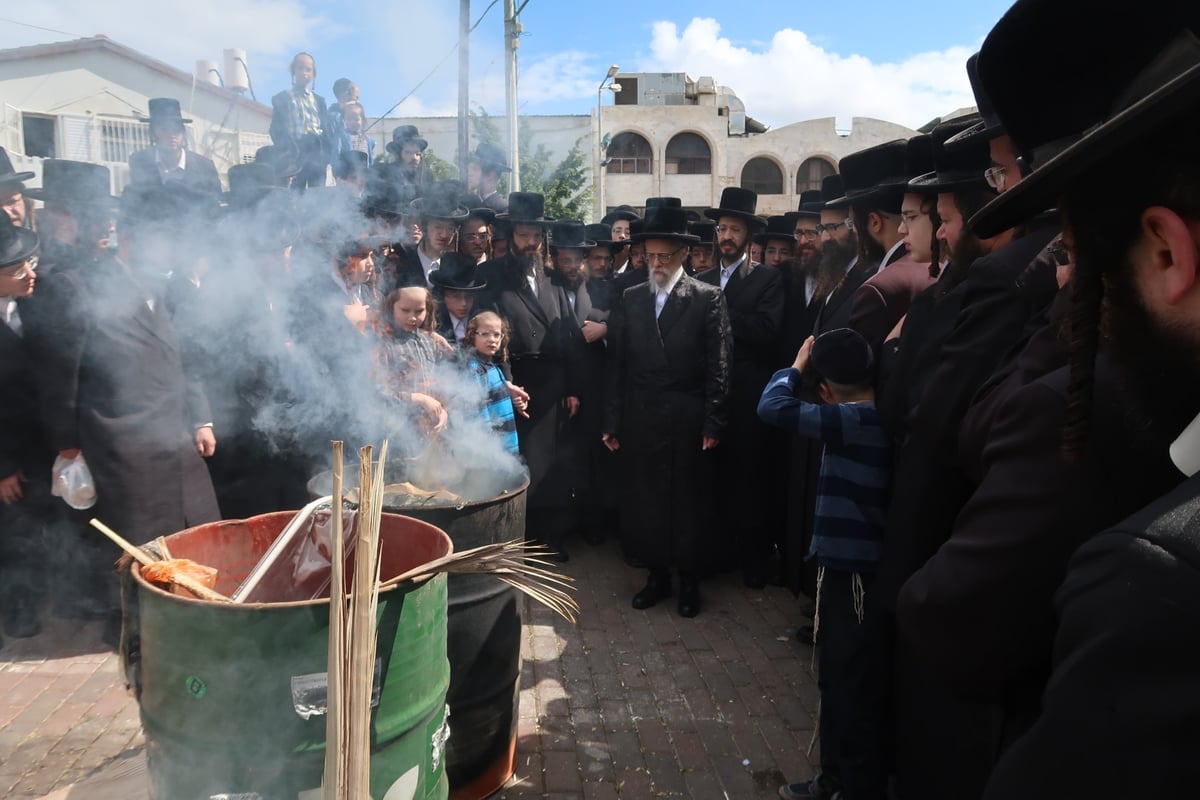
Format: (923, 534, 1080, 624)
(813, 238, 855, 302)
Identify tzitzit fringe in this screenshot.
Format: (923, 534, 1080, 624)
(811, 566, 824, 672)
(852, 572, 865, 624)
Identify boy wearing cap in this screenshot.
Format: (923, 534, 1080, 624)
(758, 329, 892, 800)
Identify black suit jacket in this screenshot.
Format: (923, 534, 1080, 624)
(128, 148, 221, 195)
(814, 259, 879, 335)
(982, 468, 1200, 799)
(696, 261, 784, 372)
(0, 308, 51, 478)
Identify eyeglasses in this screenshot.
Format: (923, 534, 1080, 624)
(984, 166, 1008, 191)
(463, 233, 491, 241)
(644, 245, 686, 263)
(714, 225, 747, 235)
(815, 220, 852, 234)
(0, 255, 36, 277)
(795, 228, 820, 240)
(898, 211, 924, 225)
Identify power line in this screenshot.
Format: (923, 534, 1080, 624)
(0, 17, 84, 39)
(364, 0, 502, 133)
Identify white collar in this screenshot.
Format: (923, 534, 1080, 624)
(881, 240, 905, 269)
(845, 255, 859, 274)
(720, 253, 748, 276)
(1169, 411, 1200, 477)
(157, 148, 186, 171)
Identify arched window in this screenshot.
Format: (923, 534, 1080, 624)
(741, 157, 784, 195)
(796, 157, 836, 193)
(665, 133, 711, 175)
(607, 132, 652, 174)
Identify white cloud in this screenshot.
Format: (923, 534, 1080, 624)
(638, 18, 976, 130)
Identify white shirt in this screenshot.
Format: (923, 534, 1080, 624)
(804, 274, 817, 306)
(450, 314, 467, 341)
(1, 298, 20, 335)
(526, 267, 540, 298)
(614, 259, 629, 275)
(718, 253, 749, 290)
(156, 148, 187, 183)
(880, 239, 906, 269)
(567, 289, 577, 313)
(652, 266, 685, 319)
(1170, 411, 1200, 477)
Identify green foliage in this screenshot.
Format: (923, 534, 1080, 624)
(422, 148, 459, 181)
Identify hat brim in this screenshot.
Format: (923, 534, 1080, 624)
(387, 138, 429, 154)
(495, 215, 554, 226)
(0, 226, 38, 267)
(703, 209, 767, 228)
(601, 210, 640, 224)
(550, 239, 597, 250)
(0, 171, 34, 185)
(943, 119, 1006, 151)
(754, 231, 797, 245)
(907, 169, 990, 192)
(466, 207, 497, 224)
(430, 277, 488, 291)
(630, 232, 700, 244)
(970, 61, 1200, 238)
(822, 195, 851, 210)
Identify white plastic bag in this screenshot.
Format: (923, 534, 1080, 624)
(51, 454, 97, 510)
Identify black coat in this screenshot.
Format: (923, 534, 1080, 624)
(128, 148, 222, 196)
(814, 259, 879, 335)
(982, 470, 1200, 799)
(38, 255, 219, 544)
(0, 304, 51, 480)
(603, 275, 732, 571)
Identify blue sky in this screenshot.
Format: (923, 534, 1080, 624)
(5, 0, 1016, 129)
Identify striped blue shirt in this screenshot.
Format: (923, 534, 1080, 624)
(468, 356, 520, 456)
(757, 368, 892, 572)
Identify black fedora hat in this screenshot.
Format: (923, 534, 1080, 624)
(146, 97, 192, 127)
(0, 147, 34, 187)
(970, 4, 1200, 237)
(409, 183, 469, 222)
(549, 220, 596, 250)
(908, 119, 991, 192)
(880, 134, 936, 191)
(459, 193, 497, 224)
(474, 142, 511, 172)
(601, 205, 640, 225)
(704, 187, 766, 229)
(818, 174, 849, 211)
(255, 144, 302, 182)
(632, 206, 699, 244)
(225, 163, 282, 209)
(430, 251, 487, 291)
(386, 125, 428, 155)
(628, 219, 645, 239)
(0, 213, 38, 267)
(944, 53, 1005, 151)
(25, 160, 114, 209)
(796, 189, 824, 217)
(689, 220, 716, 244)
(585, 222, 624, 253)
(755, 215, 798, 245)
(497, 192, 552, 226)
(826, 140, 909, 206)
(645, 197, 682, 210)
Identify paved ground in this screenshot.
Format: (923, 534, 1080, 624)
(0, 538, 820, 799)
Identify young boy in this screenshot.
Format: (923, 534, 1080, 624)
(757, 328, 892, 800)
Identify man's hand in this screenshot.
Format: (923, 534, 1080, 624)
(602, 433, 620, 452)
(580, 320, 607, 344)
(59, 449, 81, 460)
(565, 396, 581, 418)
(702, 436, 720, 451)
(195, 427, 217, 457)
(0, 470, 26, 504)
(792, 335, 815, 373)
(507, 382, 531, 418)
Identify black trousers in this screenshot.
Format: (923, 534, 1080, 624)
(817, 568, 893, 800)
(0, 472, 54, 611)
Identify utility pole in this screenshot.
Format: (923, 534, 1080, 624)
(504, 0, 521, 191)
(458, 0, 470, 180)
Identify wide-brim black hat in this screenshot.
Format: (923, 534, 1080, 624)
(430, 251, 487, 291)
(459, 194, 497, 224)
(386, 125, 428, 155)
(825, 140, 910, 206)
(945, 53, 1006, 151)
(0, 147, 34, 186)
(689, 220, 716, 244)
(704, 186, 765, 228)
(147, 97, 192, 126)
(474, 142, 511, 173)
(584, 223, 624, 253)
(908, 118, 991, 192)
(796, 189, 824, 217)
(255, 144, 303, 182)
(879, 134, 935, 191)
(0, 215, 38, 267)
(549, 220, 596, 250)
(409, 195, 469, 222)
(601, 205, 639, 225)
(225, 163, 284, 209)
(25, 160, 114, 208)
(633, 206, 699, 244)
(497, 191, 552, 226)
(754, 215, 798, 245)
(971, 32, 1200, 238)
(645, 197, 682, 210)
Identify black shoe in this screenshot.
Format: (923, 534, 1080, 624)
(677, 578, 701, 618)
(796, 624, 815, 645)
(3, 596, 42, 639)
(631, 570, 671, 610)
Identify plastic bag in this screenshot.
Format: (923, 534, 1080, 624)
(234, 500, 360, 603)
(51, 454, 97, 510)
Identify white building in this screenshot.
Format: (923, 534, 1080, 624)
(0, 36, 273, 192)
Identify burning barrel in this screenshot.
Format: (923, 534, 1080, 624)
(130, 511, 453, 800)
(309, 468, 530, 799)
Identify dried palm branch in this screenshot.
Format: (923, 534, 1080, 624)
(323, 441, 347, 800)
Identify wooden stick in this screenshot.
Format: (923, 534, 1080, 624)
(89, 519, 229, 603)
(323, 441, 346, 800)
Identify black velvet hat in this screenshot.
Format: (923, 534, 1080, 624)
(459, 194, 497, 224)
(908, 119, 990, 191)
(0, 213, 38, 268)
(796, 189, 824, 217)
(645, 196, 682, 209)
(474, 142, 511, 172)
(628, 219, 645, 239)
(497, 191, 552, 226)
(147, 97, 191, 127)
(879, 134, 935, 191)
(601, 205, 639, 225)
(689, 220, 716, 244)
(754, 215, 798, 245)
(818, 174, 848, 211)
(410, 181, 470, 221)
(430, 251, 487, 291)
(25, 160, 114, 210)
(970, 0, 1200, 237)
(255, 144, 302, 183)
(226, 163, 282, 209)
(811, 328, 874, 386)
(549, 220, 596, 250)
(704, 187, 765, 229)
(386, 125, 428, 155)
(944, 53, 1006, 150)
(585, 223, 624, 253)
(0, 147, 34, 187)
(825, 140, 909, 206)
(632, 206, 699, 244)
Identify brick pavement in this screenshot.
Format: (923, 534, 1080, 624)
(0, 538, 819, 799)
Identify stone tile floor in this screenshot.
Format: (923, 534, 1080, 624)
(1, 537, 819, 799)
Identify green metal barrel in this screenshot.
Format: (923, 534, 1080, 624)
(131, 511, 453, 800)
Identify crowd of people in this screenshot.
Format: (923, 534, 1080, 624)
(2, 0, 1200, 796)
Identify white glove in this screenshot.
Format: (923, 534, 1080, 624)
(51, 453, 97, 510)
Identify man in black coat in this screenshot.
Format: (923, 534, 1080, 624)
(477, 193, 586, 561)
(603, 205, 732, 617)
(128, 98, 221, 196)
(696, 187, 783, 586)
(813, 176, 873, 336)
